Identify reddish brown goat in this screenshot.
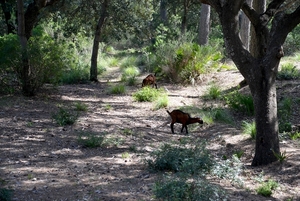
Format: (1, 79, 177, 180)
(142, 74, 157, 89)
(167, 110, 203, 134)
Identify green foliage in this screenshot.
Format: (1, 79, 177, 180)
(271, 149, 288, 163)
(200, 107, 234, 125)
(225, 90, 254, 115)
(147, 142, 212, 175)
(78, 131, 104, 148)
(233, 150, 244, 159)
(278, 97, 292, 133)
(0, 32, 67, 94)
(241, 120, 256, 140)
(52, 108, 78, 126)
(290, 132, 300, 140)
(154, 176, 225, 201)
(0, 178, 12, 201)
(256, 179, 279, 197)
(121, 65, 140, 85)
(155, 42, 223, 83)
(153, 94, 169, 110)
(203, 82, 222, 100)
(108, 84, 126, 94)
(74, 102, 88, 112)
(132, 87, 164, 102)
(102, 137, 124, 147)
(277, 63, 300, 80)
(212, 155, 244, 186)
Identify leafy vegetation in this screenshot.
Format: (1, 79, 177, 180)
(133, 87, 166, 102)
(241, 120, 256, 140)
(78, 132, 105, 148)
(224, 90, 254, 115)
(108, 84, 126, 94)
(52, 107, 78, 126)
(256, 179, 279, 197)
(277, 63, 300, 80)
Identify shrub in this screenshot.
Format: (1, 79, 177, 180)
(154, 40, 223, 84)
(108, 84, 126, 94)
(241, 120, 256, 139)
(154, 176, 225, 201)
(256, 179, 279, 197)
(225, 90, 254, 115)
(52, 108, 78, 126)
(74, 102, 88, 112)
(153, 94, 169, 110)
(132, 86, 162, 102)
(277, 63, 300, 80)
(203, 83, 222, 100)
(78, 131, 104, 148)
(121, 65, 140, 85)
(147, 142, 212, 175)
(212, 155, 244, 186)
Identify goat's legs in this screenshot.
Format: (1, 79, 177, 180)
(170, 123, 175, 134)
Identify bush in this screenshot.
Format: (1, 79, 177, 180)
(256, 179, 279, 197)
(225, 90, 254, 115)
(277, 63, 300, 80)
(203, 82, 222, 100)
(241, 120, 256, 139)
(155, 41, 223, 83)
(133, 86, 163, 102)
(108, 84, 126, 94)
(153, 94, 169, 110)
(154, 176, 225, 201)
(121, 65, 140, 85)
(52, 108, 78, 126)
(78, 131, 104, 148)
(147, 142, 212, 175)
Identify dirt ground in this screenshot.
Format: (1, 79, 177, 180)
(0, 67, 300, 201)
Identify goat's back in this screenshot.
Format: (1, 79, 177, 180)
(167, 110, 190, 123)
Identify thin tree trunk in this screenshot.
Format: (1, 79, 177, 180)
(90, 0, 109, 82)
(181, 0, 188, 34)
(18, 0, 32, 96)
(0, 0, 16, 34)
(198, 4, 210, 45)
(160, 0, 167, 24)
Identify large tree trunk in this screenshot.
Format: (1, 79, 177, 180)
(90, 0, 109, 82)
(198, 4, 210, 45)
(249, 60, 280, 165)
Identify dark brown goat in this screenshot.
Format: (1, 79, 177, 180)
(142, 74, 157, 89)
(167, 110, 203, 134)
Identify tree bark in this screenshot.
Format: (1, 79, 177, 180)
(198, 4, 210, 45)
(90, 0, 109, 82)
(239, 0, 252, 50)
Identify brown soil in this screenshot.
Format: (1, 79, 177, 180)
(1, 68, 300, 201)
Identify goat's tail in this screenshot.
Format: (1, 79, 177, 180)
(166, 110, 171, 116)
